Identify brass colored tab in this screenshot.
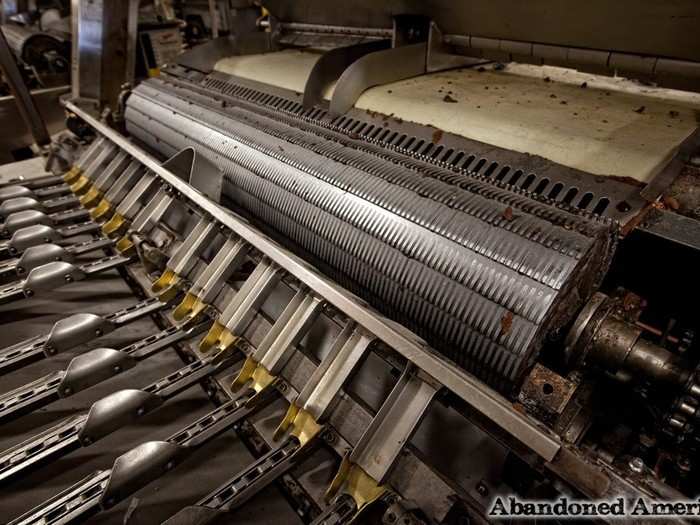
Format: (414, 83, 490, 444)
(90, 198, 113, 221)
(102, 213, 127, 236)
(199, 322, 238, 354)
(275, 403, 322, 446)
(199, 320, 225, 353)
(70, 175, 92, 195)
(152, 269, 181, 302)
(230, 356, 258, 392)
(251, 362, 276, 394)
(115, 235, 135, 256)
(173, 292, 207, 322)
(245, 363, 279, 407)
(63, 166, 82, 184)
(325, 457, 386, 512)
(79, 186, 102, 208)
(274, 402, 300, 441)
(289, 407, 322, 447)
(152, 268, 177, 293)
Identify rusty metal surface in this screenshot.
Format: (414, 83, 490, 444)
(518, 364, 577, 425)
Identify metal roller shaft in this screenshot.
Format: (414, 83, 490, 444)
(124, 77, 617, 393)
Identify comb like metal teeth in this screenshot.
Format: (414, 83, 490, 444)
(124, 81, 616, 393)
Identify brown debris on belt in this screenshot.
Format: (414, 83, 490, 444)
(432, 128, 444, 144)
(500, 311, 514, 337)
(502, 206, 514, 221)
(634, 105, 646, 114)
(443, 94, 458, 103)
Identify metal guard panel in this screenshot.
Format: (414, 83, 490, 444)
(59, 348, 137, 396)
(100, 441, 184, 508)
(45, 312, 115, 355)
(80, 389, 163, 443)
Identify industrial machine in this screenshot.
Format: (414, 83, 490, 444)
(0, 1, 699, 524)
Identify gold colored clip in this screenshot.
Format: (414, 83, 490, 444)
(79, 186, 102, 208)
(90, 198, 112, 221)
(151, 268, 176, 293)
(69, 175, 92, 195)
(172, 292, 207, 322)
(151, 269, 181, 303)
(63, 166, 82, 184)
(325, 456, 386, 513)
(230, 356, 259, 392)
(102, 213, 127, 237)
(199, 321, 238, 354)
(274, 404, 322, 448)
(115, 235, 135, 256)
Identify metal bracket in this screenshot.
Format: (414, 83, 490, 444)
(16, 243, 73, 275)
(79, 389, 162, 444)
(303, 40, 390, 109)
(100, 441, 185, 508)
(173, 236, 249, 323)
(23, 261, 86, 295)
(79, 150, 132, 208)
(99, 390, 260, 509)
(199, 257, 282, 354)
(275, 323, 374, 446)
(44, 312, 116, 357)
(0, 185, 34, 202)
(116, 186, 177, 254)
(58, 347, 137, 397)
(329, 42, 427, 116)
(162, 147, 224, 203)
(102, 172, 159, 237)
(3, 209, 54, 235)
(325, 367, 438, 514)
(7, 224, 62, 254)
(0, 196, 44, 221)
(231, 288, 324, 399)
(92, 161, 146, 222)
(152, 217, 219, 301)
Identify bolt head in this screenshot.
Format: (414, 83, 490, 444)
(629, 457, 645, 473)
(476, 481, 489, 497)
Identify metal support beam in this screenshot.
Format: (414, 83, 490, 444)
(70, 0, 139, 110)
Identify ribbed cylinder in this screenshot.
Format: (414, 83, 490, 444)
(1, 24, 63, 66)
(125, 79, 616, 393)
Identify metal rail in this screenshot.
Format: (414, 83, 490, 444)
(64, 100, 561, 461)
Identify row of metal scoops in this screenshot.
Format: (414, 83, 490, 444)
(1, 132, 438, 524)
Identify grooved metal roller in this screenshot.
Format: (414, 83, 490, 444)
(124, 79, 617, 393)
